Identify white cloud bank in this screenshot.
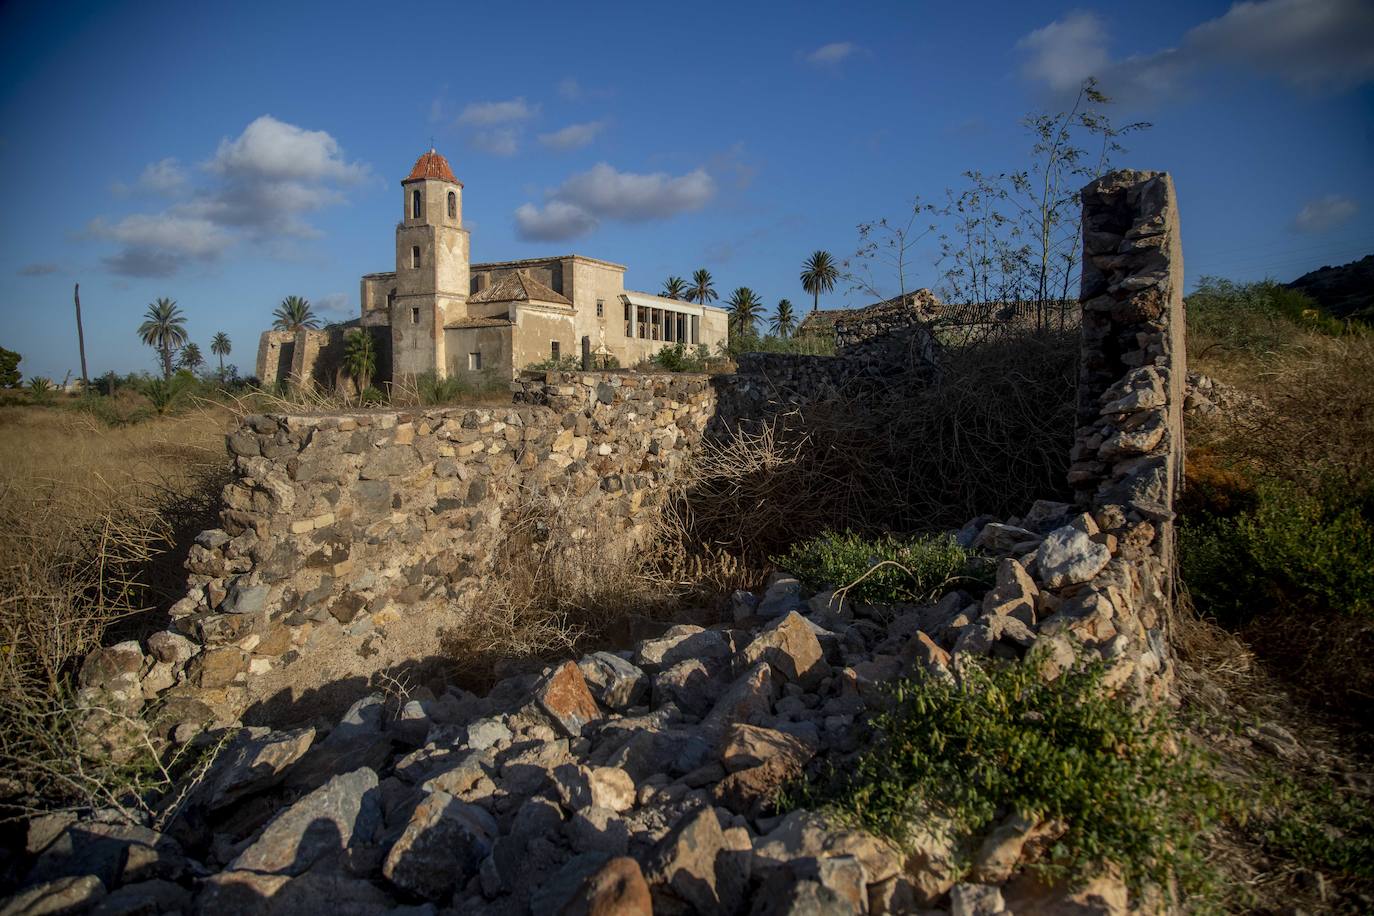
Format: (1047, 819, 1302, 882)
(805, 42, 860, 66)
(1019, 0, 1374, 100)
(1294, 194, 1358, 232)
(515, 163, 716, 241)
(90, 115, 369, 277)
(538, 121, 605, 151)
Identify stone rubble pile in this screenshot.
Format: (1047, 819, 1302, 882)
(15, 495, 1162, 915)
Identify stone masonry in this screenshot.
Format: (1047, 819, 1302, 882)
(145, 371, 715, 721)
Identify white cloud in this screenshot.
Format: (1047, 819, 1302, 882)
(556, 78, 582, 101)
(538, 121, 605, 151)
(468, 127, 520, 157)
(457, 97, 538, 126)
(805, 42, 860, 66)
(1020, 0, 1374, 100)
(91, 116, 368, 277)
(556, 163, 715, 221)
(207, 115, 367, 183)
(1294, 194, 1358, 232)
(88, 213, 233, 277)
(138, 157, 188, 195)
(18, 262, 58, 276)
(1017, 11, 1110, 92)
(514, 201, 599, 241)
(316, 292, 353, 313)
(514, 163, 717, 241)
(1186, 0, 1374, 90)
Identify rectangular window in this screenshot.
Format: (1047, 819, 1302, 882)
(410, 307, 420, 324)
(468, 352, 481, 371)
(596, 299, 604, 317)
(411, 246, 421, 268)
(624, 300, 632, 337)
(665, 311, 675, 342)
(551, 341, 560, 360)
(637, 305, 648, 339)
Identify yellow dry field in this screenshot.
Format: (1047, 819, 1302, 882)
(0, 403, 234, 695)
(0, 403, 229, 513)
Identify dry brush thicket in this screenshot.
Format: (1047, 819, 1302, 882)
(679, 326, 1080, 561)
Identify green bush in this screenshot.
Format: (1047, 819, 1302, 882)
(1251, 771, 1374, 884)
(1181, 478, 1374, 623)
(775, 530, 986, 603)
(787, 658, 1225, 894)
(1187, 277, 1347, 356)
(525, 355, 584, 371)
(650, 343, 704, 372)
(360, 385, 386, 406)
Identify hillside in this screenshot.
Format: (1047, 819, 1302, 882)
(1288, 253, 1374, 321)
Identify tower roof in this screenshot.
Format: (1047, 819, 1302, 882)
(403, 148, 461, 186)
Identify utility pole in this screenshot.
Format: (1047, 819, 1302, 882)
(73, 283, 89, 391)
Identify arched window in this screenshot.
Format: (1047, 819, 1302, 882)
(447, 191, 457, 219)
(411, 189, 422, 219)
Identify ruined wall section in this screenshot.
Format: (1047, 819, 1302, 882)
(153, 371, 714, 719)
(955, 169, 1186, 702)
(1071, 170, 1186, 567)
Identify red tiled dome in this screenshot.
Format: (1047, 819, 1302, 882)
(403, 149, 460, 185)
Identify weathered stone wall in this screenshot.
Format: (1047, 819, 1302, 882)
(149, 370, 715, 719)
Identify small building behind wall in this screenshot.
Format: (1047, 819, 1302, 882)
(256, 147, 729, 390)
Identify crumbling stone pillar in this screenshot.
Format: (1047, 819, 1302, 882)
(1071, 170, 1186, 573)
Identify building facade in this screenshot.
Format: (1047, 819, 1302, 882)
(257, 149, 728, 389)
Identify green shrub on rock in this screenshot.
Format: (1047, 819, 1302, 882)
(786, 658, 1225, 896)
(775, 530, 986, 603)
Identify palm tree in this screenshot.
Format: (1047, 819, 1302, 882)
(178, 342, 204, 372)
(727, 287, 764, 338)
(800, 250, 839, 313)
(343, 329, 377, 393)
(770, 299, 797, 338)
(687, 269, 718, 307)
(138, 297, 189, 379)
(661, 276, 689, 300)
(272, 295, 318, 331)
(211, 332, 232, 379)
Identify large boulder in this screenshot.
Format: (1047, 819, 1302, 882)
(381, 790, 497, 901)
(228, 767, 381, 876)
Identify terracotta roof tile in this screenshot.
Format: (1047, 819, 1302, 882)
(404, 149, 460, 185)
(469, 271, 572, 306)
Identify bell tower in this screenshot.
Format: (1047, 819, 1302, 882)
(393, 148, 470, 379)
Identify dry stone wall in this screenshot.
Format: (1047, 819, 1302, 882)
(148, 371, 715, 721)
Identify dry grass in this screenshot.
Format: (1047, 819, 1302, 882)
(0, 404, 231, 817)
(440, 482, 755, 690)
(1173, 596, 1374, 912)
(681, 327, 1079, 560)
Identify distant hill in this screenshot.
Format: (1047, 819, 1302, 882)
(1287, 254, 1374, 322)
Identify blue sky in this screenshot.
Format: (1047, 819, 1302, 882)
(1, 0, 1372, 380)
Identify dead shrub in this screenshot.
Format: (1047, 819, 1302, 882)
(681, 327, 1079, 560)
(439, 482, 753, 690)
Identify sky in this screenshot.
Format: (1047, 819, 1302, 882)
(1, 0, 1372, 381)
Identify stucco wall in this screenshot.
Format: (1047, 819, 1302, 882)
(444, 325, 512, 378)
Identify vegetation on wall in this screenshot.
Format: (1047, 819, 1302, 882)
(787, 658, 1225, 896)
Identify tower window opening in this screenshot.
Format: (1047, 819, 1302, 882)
(411, 189, 422, 219)
(468, 351, 481, 371)
(596, 299, 604, 317)
(411, 307, 420, 324)
(411, 246, 421, 268)
(551, 341, 560, 360)
(447, 191, 457, 219)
